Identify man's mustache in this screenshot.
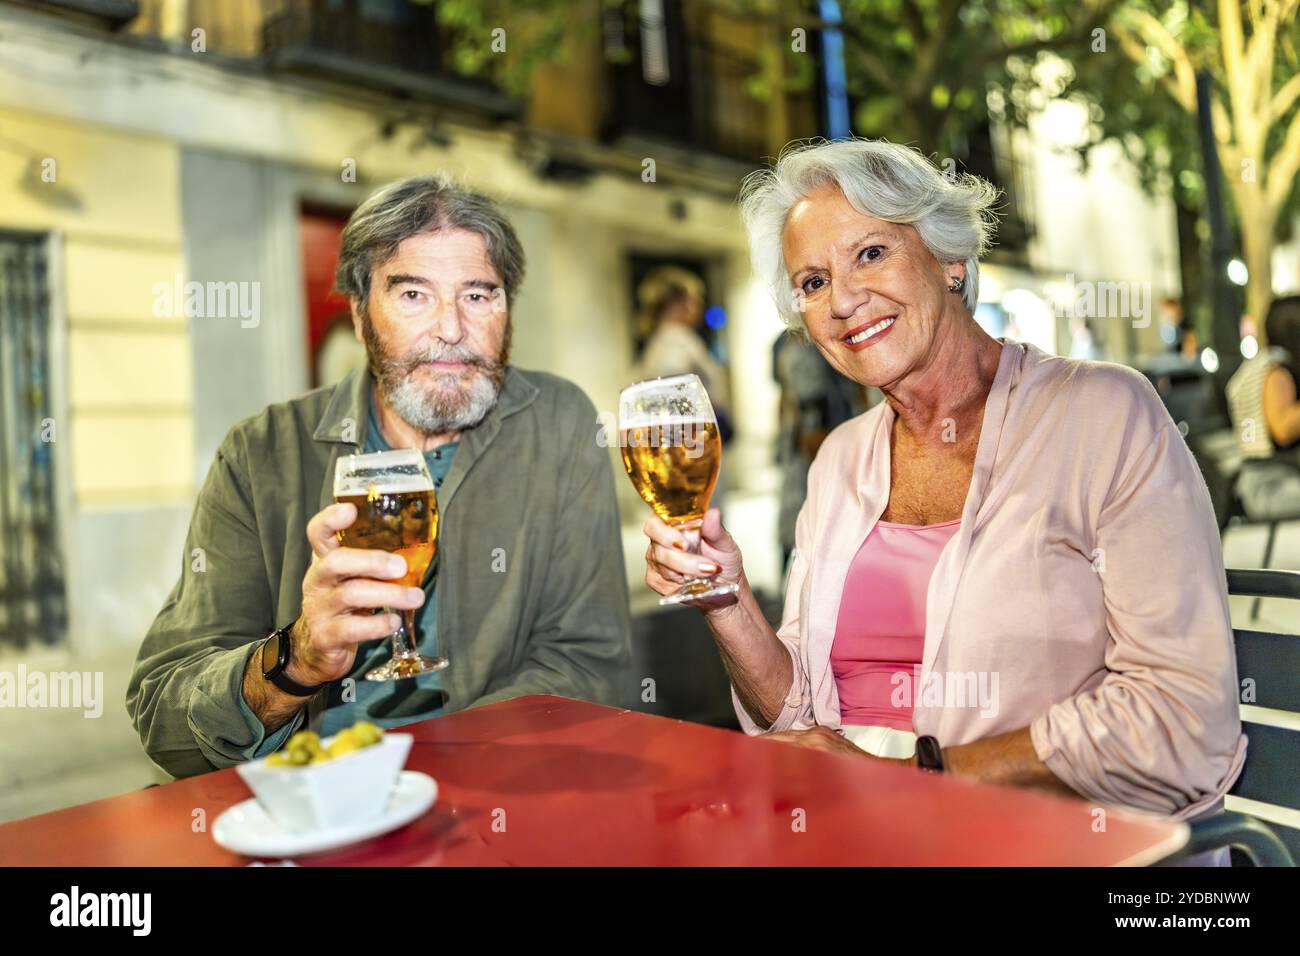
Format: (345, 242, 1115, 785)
(398, 344, 501, 374)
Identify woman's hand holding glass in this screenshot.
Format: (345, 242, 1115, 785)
(642, 507, 745, 612)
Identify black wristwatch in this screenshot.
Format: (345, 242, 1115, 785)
(916, 735, 945, 773)
(259, 622, 325, 697)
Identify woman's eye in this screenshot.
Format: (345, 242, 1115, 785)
(802, 276, 827, 294)
(860, 246, 884, 262)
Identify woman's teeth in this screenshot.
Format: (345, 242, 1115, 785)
(847, 316, 896, 345)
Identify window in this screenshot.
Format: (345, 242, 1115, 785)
(0, 234, 66, 649)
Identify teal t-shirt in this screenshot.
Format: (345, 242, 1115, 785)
(316, 392, 458, 736)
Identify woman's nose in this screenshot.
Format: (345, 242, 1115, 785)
(829, 273, 870, 322)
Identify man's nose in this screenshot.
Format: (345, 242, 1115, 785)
(428, 297, 465, 345)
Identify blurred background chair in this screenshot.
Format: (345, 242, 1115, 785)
(617, 590, 784, 729)
(1162, 568, 1300, 865)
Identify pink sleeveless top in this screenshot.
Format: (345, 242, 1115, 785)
(831, 518, 962, 730)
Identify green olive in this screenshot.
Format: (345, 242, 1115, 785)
(287, 730, 322, 753)
(327, 738, 362, 758)
(352, 722, 384, 746)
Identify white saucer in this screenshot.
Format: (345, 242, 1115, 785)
(213, 770, 437, 858)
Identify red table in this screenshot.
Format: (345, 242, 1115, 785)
(0, 695, 1187, 866)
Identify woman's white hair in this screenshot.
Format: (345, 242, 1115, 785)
(738, 138, 1001, 331)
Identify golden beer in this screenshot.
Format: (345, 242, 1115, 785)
(336, 487, 437, 588)
(332, 448, 446, 678)
(620, 420, 721, 525)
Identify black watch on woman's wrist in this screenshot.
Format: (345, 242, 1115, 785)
(916, 735, 945, 773)
(259, 622, 324, 697)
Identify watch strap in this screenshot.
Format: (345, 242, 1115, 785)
(262, 625, 324, 697)
(916, 735, 944, 773)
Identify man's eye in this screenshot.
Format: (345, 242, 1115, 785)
(401, 290, 423, 301)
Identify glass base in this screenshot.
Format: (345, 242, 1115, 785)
(365, 654, 449, 682)
(659, 581, 740, 606)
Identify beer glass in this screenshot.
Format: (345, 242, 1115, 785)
(333, 448, 447, 680)
(619, 374, 739, 606)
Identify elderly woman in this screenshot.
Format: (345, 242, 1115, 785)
(640, 139, 1246, 836)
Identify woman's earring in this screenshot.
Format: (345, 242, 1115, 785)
(949, 276, 965, 294)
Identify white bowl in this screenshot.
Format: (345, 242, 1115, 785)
(236, 733, 413, 833)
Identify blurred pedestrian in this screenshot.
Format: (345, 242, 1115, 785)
(1067, 315, 1102, 360)
(635, 266, 733, 438)
(773, 330, 870, 571)
(1226, 295, 1300, 518)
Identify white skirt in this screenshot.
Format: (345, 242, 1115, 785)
(841, 724, 918, 759)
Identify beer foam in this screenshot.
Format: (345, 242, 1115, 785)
(339, 471, 433, 495)
(620, 373, 701, 395)
(617, 414, 716, 430)
(619, 375, 717, 429)
(334, 450, 433, 495)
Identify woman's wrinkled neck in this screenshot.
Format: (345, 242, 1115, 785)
(883, 316, 1002, 447)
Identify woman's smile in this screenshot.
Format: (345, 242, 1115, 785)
(842, 315, 898, 350)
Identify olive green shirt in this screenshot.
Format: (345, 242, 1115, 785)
(126, 365, 632, 778)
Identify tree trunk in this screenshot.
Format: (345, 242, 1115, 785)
(1239, 202, 1275, 343)
(1173, 189, 1204, 345)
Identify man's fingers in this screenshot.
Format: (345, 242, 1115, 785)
(308, 502, 358, 557)
(332, 579, 425, 615)
(322, 611, 402, 649)
(318, 547, 409, 583)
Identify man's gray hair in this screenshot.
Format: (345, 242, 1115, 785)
(335, 173, 526, 309)
(738, 138, 1000, 330)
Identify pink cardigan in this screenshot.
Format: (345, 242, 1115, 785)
(738, 338, 1248, 821)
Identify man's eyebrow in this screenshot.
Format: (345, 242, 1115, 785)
(385, 273, 433, 289)
(461, 278, 500, 292)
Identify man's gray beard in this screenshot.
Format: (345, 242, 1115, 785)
(383, 362, 503, 435)
(360, 305, 510, 436)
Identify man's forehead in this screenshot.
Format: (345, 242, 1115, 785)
(378, 228, 501, 278)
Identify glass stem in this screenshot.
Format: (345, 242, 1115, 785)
(679, 522, 710, 583)
(390, 608, 416, 658)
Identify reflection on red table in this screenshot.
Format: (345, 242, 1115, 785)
(0, 695, 1186, 866)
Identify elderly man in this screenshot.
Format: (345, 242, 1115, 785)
(128, 175, 631, 778)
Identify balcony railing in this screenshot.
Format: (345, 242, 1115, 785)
(607, 28, 771, 165)
(31, 0, 139, 29)
(260, 0, 519, 117)
(117, 0, 520, 117)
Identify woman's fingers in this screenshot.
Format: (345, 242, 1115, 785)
(700, 507, 730, 545)
(641, 509, 737, 598)
(642, 514, 687, 551)
(648, 540, 719, 578)
(644, 545, 694, 596)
